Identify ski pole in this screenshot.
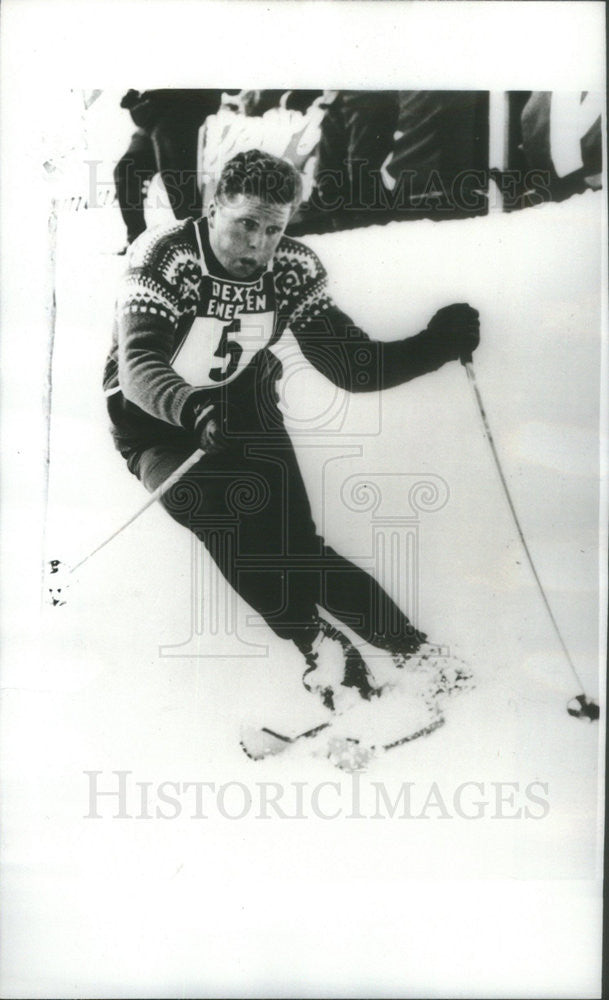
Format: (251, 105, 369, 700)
(461, 356, 598, 721)
(47, 447, 205, 604)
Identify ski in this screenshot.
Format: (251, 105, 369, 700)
(239, 644, 473, 770)
(239, 720, 333, 760)
(240, 713, 445, 771)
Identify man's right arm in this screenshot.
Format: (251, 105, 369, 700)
(116, 230, 210, 428)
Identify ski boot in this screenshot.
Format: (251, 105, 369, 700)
(390, 640, 475, 705)
(301, 617, 382, 713)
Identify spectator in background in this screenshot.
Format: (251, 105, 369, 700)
(114, 91, 157, 251)
(520, 91, 602, 205)
(311, 90, 399, 232)
(381, 91, 488, 221)
(116, 89, 225, 231)
(236, 90, 324, 116)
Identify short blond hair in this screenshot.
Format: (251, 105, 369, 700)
(216, 148, 303, 208)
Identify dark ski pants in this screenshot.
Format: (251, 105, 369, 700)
(123, 427, 424, 653)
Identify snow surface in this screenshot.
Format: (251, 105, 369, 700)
(1, 126, 605, 999)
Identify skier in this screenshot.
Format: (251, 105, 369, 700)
(103, 148, 480, 714)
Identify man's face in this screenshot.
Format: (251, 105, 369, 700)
(207, 193, 293, 279)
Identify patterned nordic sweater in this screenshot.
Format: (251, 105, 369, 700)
(103, 217, 450, 446)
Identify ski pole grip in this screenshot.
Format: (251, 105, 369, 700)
(460, 352, 473, 367)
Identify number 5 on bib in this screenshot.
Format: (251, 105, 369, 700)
(171, 310, 275, 388)
(209, 319, 243, 382)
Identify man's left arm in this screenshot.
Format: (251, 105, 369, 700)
(286, 249, 480, 392)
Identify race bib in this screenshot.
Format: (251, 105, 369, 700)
(172, 275, 276, 388)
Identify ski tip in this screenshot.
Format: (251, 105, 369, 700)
(239, 740, 260, 761)
(239, 719, 334, 762)
(239, 725, 291, 760)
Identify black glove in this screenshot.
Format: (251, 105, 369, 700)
(426, 303, 480, 364)
(181, 396, 232, 455)
(197, 410, 228, 454)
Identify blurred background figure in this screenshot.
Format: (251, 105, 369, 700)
(310, 90, 399, 232)
(235, 89, 324, 117)
(139, 89, 224, 220)
(113, 87, 602, 248)
(198, 90, 328, 235)
(113, 91, 156, 251)
(519, 91, 602, 205)
(114, 89, 226, 246)
(486, 90, 603, 212)
(381, 91, 489, 221)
